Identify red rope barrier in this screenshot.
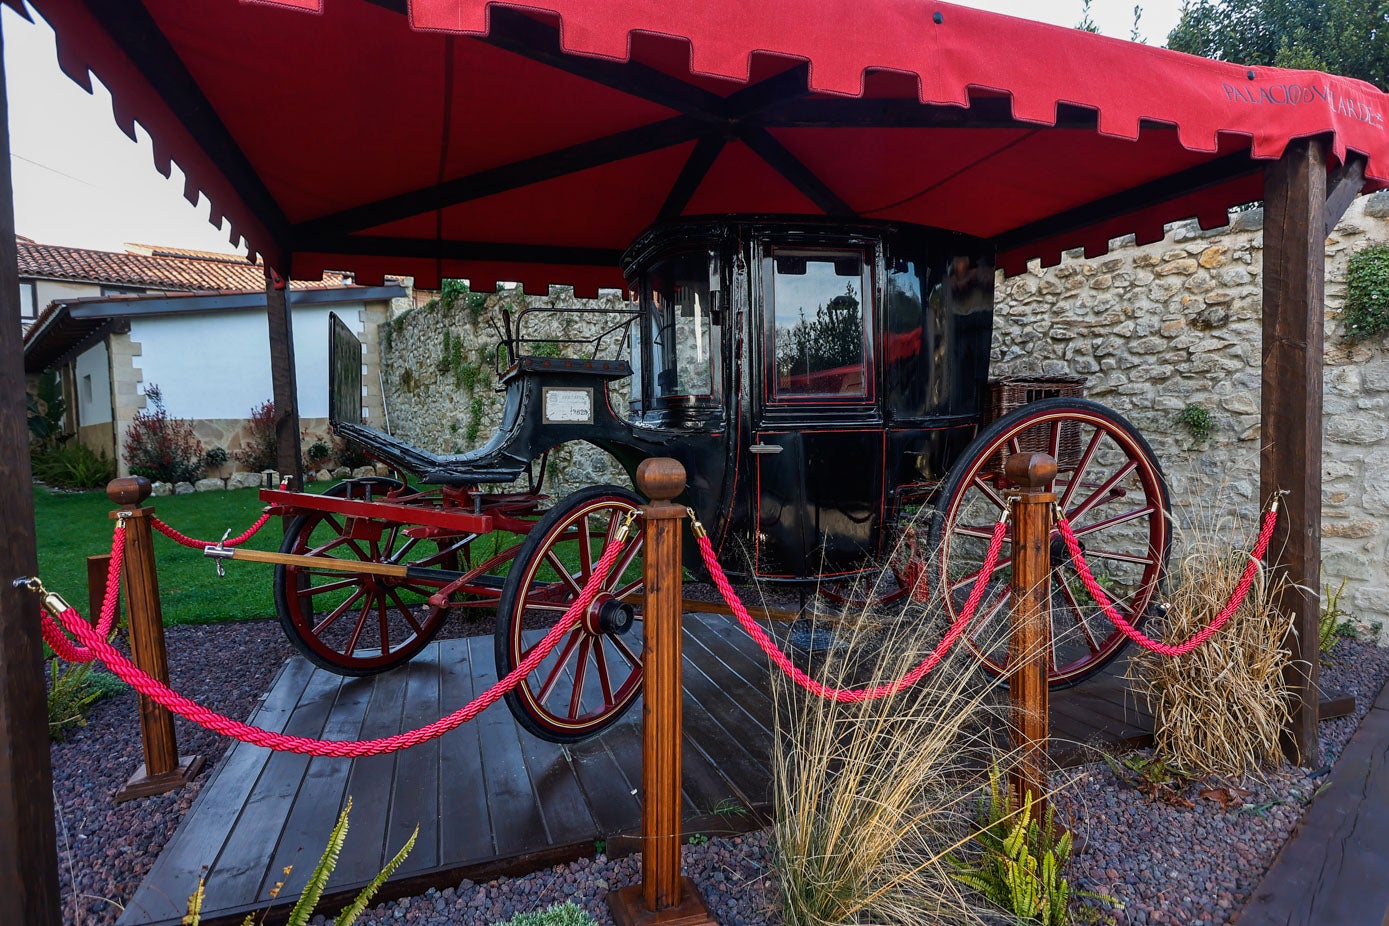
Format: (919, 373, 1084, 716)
(693, 517, 1010, 702)
(1056, 502, 1281, 657)
(38, 525, 126, 663)
(151, 512, 272, 549)
(31, 529, 628, 757)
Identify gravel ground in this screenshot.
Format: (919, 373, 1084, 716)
(49, 621, 1389, 926)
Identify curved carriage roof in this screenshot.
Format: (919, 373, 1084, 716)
(21, 0, 1389, 291)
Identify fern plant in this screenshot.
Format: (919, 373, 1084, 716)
(950, 765, 1073, 925)
(184, 797, 418, 926)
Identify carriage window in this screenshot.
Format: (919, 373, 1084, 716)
(646, 251, 717, 400)
(769, 248, 870, 398)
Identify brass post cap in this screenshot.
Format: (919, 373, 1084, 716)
(107, 476, 153, 506)
(636, 458, 687, 502)
(1004, 452, 1057, 489)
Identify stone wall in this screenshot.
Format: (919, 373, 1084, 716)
(994, 193, 1389, 643)
(380, 287, 633, 497)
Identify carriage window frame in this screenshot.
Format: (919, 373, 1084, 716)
(641, 248, 721, 406)
(762, 244, 875, 405)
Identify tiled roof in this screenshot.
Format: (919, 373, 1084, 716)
(17, 239, 346, 291)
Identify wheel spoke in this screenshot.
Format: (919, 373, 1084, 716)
(609, 537, 644, 591)
(386, 588, 425, 634)
(610, 634, 640, 667)
(545, 549, 585, 596)
(344, 596, 374, 655)
(536, 629, 583, 703)
(569, 637, 592, 718)
(968, 589, 1011, 643)
(311, 587, 366, 634)
(611, 578, 644, 601)
(577, 513, 594, 580)
(1067, 460, 1138, 523)
(377, 599, 392, 655)
(1059, 428, 1104, 512)
(970, 475, 1009, 512)
(1070, 505, 1156, 537)
(1048, 419, 1062, 463)
(1082, 547, 1159, 568)
(949, 554, 1010, 595)
(593, 637, 615, 707)
(1055, 574, 1103, 654)
(299, 576, 359, 597)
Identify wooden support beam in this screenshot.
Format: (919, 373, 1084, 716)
(265, 267, 305, 492)
(0, 15, 61, 920)
(1006, 453, 1054, 818)
(658, 135, 726, 221)
(1262, 137, 1325, 767)
(739, 125, 854, 216)
(1325, 153, 1367, 236)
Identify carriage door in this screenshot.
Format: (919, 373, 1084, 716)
(752, 243, 884, 579)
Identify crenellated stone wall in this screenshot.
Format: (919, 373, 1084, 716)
(994, 193, 1389, 643)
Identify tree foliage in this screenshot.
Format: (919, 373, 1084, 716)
(1167, 0, 1389, 88)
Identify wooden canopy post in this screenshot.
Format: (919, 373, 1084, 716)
(264, 266, 304, 492)
(1262, 138, 1325, 767)
(108, 477, 205, 802)
(1006, 452, 1054, 817)
(0, 14, 61, 922)
(609, 458, 716, 926)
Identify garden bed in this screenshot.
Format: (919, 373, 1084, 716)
(50, 620, 1389, 926)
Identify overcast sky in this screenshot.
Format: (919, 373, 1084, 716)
(1, 1, 1185, 256)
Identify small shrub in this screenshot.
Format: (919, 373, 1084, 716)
(183, 797, 416, 926)
(27, 370, 70, 451)
(235, 400, 278, 473)
(491, 902, 599, 926)
(1320, 577, 1356, 663)
(334, 436, 371, 471)
(48, 660, 122, 741)
(1176, 403, 1215, 442)
(204, 446, 229, 470)
(32, 443, 115, 489)
(306, 440, 333, 469)
(1343, 243, 1389, 341)
(123, 384, 204, 484)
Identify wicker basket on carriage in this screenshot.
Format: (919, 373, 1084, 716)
(984, 375, 1087, 474)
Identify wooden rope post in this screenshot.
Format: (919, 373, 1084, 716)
(608, 458, 717, 926)
(1005, 452, 1054, 818)
(107, 477, 205, 803)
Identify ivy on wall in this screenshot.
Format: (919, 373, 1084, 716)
(1343, 244, 1389, 342)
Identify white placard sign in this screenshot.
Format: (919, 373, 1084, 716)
(543, 387, 594, 424)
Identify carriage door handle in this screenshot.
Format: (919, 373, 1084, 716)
(749, 444, 783, 454)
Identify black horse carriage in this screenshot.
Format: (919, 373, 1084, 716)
(261, 215, 1170, 743)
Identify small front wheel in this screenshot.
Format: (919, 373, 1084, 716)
(495, 486, 646, 743)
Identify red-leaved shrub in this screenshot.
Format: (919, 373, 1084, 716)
(122, 385, 204, 484)
(235, 400, 279, 473)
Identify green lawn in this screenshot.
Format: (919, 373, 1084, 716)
(34, 485, 290, 625)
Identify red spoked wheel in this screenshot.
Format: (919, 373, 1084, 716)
(496, 485, 645, 743)
(931, 398, 1171, 688)
(274, 478, 462, 676)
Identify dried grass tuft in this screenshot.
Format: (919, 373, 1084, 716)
(1127, 519, 1294, 777)
(769, 585, 1009, 926)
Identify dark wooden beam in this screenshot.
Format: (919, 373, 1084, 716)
(1262, 137, 1325, 768)
(724, 63, 811, 119)
(759, 97, 1106, 130)
(480, 7, 723, 121)
(738, 126, 853, 216)
(993, 150, 1261, 254)
(292, 116, 705, 240)
(294, 235, 622, 267)
(658, 135, 726, 220)
(83, 0, 293, 263)
(0, 17, 61, 924)
(1325, 153, 1367, 236)
(265, 267, 304, 492)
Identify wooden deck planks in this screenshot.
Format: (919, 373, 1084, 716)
(1236, 679, 1389, 926)
(118, 613, 1149, 926)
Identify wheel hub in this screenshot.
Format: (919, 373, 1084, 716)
(585, 595, 636, 635)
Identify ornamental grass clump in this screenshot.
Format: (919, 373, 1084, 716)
(770, 579, 1008, 926)
(1127, 518, 1293, 777)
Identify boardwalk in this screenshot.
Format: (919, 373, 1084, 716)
(118, 613, 1150, 926)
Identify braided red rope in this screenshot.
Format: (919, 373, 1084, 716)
(694, 517, 1010, 702)
(151, 512, 272, 549)
(39, 525, 126, 663)
(1056, 503, 1280, 657)
(38, 534, 627, 756)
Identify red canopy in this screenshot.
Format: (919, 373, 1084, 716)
(22, 0, 1389, 291)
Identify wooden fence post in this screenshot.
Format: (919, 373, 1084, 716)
(1006, 453, 1054, 817)
(107, 477, 205, 803)
(608, 458, 716, 926)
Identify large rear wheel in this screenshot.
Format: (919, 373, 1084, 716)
(932, 398, 1171, 688)
(495, 485, 646, 743)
